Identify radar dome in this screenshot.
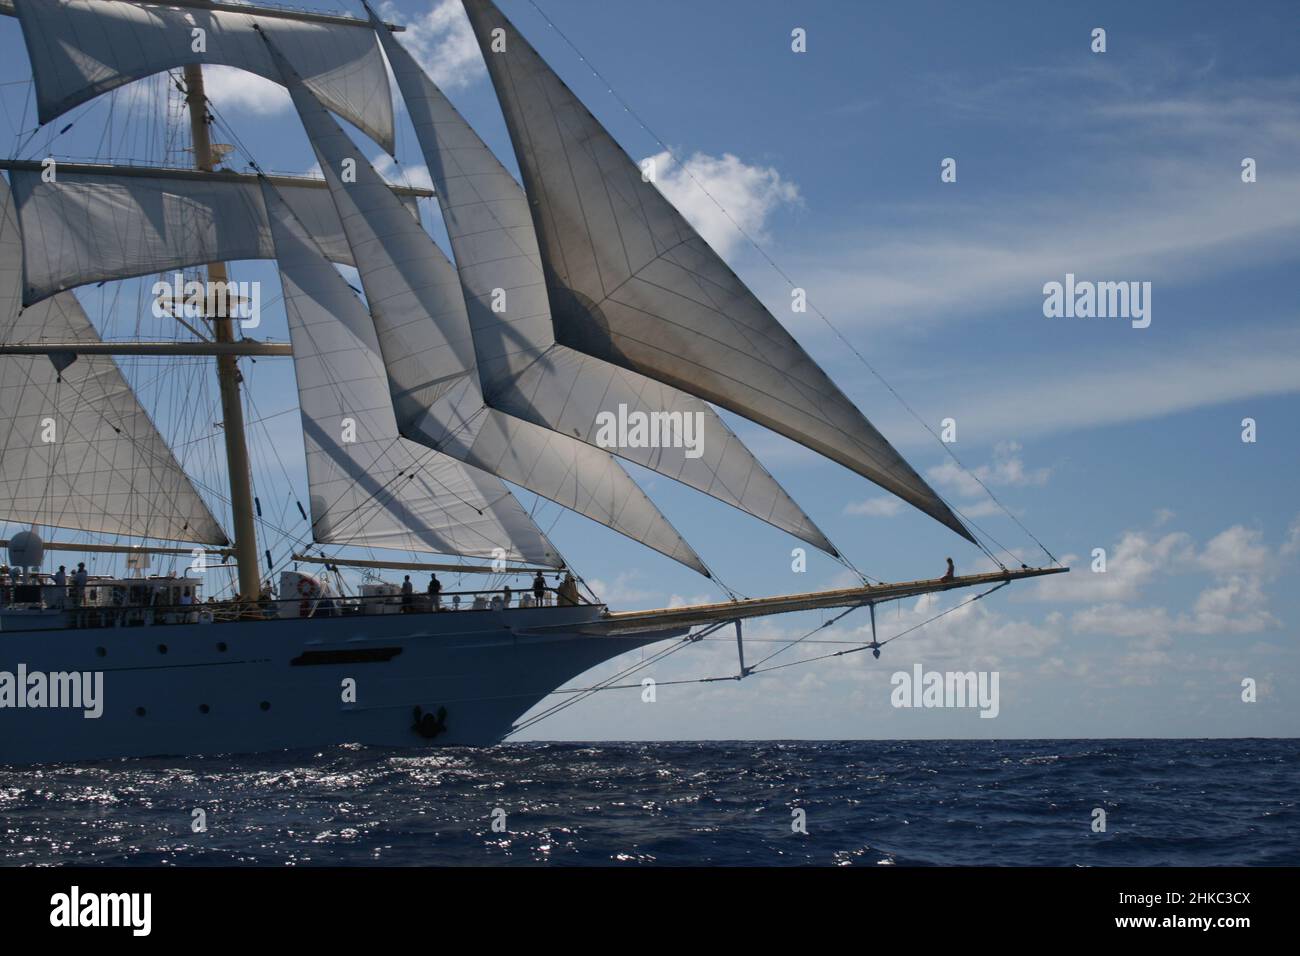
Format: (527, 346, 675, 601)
(7, 530, 44, 573)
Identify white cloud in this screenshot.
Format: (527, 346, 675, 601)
(1035, 516, 1294, 675)
(1031, 517, 1292, 689)
(878, 326, 1300, 449)
(379, 0, 485, 92)
(667, 591, 718, 609)
(1282, 515, 1300, 556)
(956, 500, 1007, 519)
(1071, 575, 1279, 639)
(1090, 78, 1300, 144)
(369, 153, 434, 192)
(784, 173, 1300, 333)
(1035, 529, 1195, 603)
(844, 497, 903, 517)
(748, 74, 1300, 455)
(1188, 574, 1278, 634)
(583, 570, 719, 611)
(850, 592, 1063, 672)
(301, 155, 433, 193)
(202, 66, 291, 116)
(927, 440, 1050, 500)
(644, 150, 801, 258)
(1196, 526, 1271, 574)
(584, 570, 654, 607)
(785, 75, 1300, 333)
(1049, 519, 1289, 656)
(1071, 604, 1176, 639)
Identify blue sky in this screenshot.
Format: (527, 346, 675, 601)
(1, 0, 1297, 739)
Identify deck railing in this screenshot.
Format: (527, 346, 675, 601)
(0, 586, 597, 630)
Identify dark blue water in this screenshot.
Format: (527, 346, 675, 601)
(1, 739, 1295, 866)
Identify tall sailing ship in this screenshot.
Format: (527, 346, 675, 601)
(0, 0, 1063, 763)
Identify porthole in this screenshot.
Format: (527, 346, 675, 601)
(135, 707, 146, 717)
(259, 701, 271, 711)
(157, 644, 168, 654)
(199, 704, 210, 714)
(216, 642, 228, 652)
(95, 647, 106, 657)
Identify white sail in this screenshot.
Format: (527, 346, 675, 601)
(461, 0, 973, 543)
(268, 42, 709, 576)
(11, 0, 395, 151)
(6, 167, 420, 305)
(0, 179, 228, 545)
(261, 179, 559, 567)
(369, 8, 837, 557)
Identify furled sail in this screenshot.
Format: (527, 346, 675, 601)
(368, 6, 837, 557)
(6, 165, 421, 305)
(10, 0, 395, 151)
(461, 0, 974, 543)
(0, 178, 228, 545)
(266, 42, 709, 575)
(261, 179, 559, 567)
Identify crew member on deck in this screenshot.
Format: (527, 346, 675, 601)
(532, 571, 546, 606)
(502, 583, 512, 608)
(557, 572, 579, 606)
(401, 575, 414, 611)
(941, 557, 955, 581)
(72, 562, 88, 607)
(54, 565, 67, 608)
(428, 573, 442, 611)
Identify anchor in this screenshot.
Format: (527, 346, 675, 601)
(412, 705, 448, 740)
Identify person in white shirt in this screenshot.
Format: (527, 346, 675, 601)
(53, 565, 67, 608)
(72, 563, 88, 608)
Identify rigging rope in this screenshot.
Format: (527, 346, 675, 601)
(748, 604, 861, 670)
(524, 0, 1058, 569)
(749, 581, 1009, 675)
(197, 83, 583, 583)
(506, 627, 708, 737)
(507, 580, 1013, 737)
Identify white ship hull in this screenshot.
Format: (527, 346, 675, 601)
(0, 605, 679, 764)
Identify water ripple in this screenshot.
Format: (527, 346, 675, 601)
(0, 739, 1296, 866)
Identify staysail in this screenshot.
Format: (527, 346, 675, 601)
(266, 39, 709, 575)
(9, 0, 396, 152)
(368, 4, 837, 557)
(461, 0, 973, 543)
(6, 165, 422, 305)
(0, 178, 228, 545)
(261, 178, 559, 566)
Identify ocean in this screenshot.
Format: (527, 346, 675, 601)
(1, 739, 1295, 866)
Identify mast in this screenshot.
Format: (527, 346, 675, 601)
(182, 63, 260, 601)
